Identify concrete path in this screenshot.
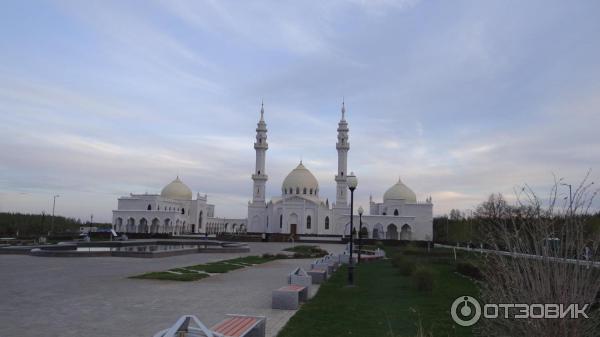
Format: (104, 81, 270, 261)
(0, 242, 344, 337)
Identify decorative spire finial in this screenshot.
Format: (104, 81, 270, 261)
(260, 100, 264, 120)
(341, 98, 346, 120)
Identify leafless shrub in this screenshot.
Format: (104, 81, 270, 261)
(476, 174, 600, 337)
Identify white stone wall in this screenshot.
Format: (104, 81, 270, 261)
(205, 217, 248, 234)
(113, 194, 221, 235)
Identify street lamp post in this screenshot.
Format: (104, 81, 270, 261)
(561, 183, 572, 215)
(51, 194, 60, 234)
(346, 172, 358, 286)
(358, 206, 364, 264)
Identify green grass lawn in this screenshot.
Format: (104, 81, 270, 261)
(278, 248, 478, 337)
(283, 245, 329, 258)
(130, 271, 209, 281)
(130, 255, 284, 281)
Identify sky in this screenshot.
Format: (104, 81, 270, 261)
(1, 0, 599, 223)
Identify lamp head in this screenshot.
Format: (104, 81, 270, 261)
(347, 172, 358, 191)
(358, 206, 364, 215)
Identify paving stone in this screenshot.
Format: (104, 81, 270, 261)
(0, 242, 343, 337)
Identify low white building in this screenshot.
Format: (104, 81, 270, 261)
(360, 178, 433, 240)
(112, 176, 246, 235)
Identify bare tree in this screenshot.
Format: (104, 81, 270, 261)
(476, 175, 600, 337)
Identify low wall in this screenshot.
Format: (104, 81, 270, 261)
(342, 238, 432, 248)
(3, 239, 250, 258)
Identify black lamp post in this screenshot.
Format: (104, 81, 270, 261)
(561, 183, 573, 215)
(358, 206, 364, 264)
(50, 194, 59, 234)
(346, 172, 358, 286)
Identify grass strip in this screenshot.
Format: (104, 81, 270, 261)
(278, 247, 477, 337)
(130, 271, 209, 282)
(283, 245, 329, 258)
(129, 255, 289, 281)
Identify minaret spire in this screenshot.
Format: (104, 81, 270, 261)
(335, 99, 350, 208)
(252, 102, 268, 204)
(248, 102, 269, 234)
(260, 100, 264, 121)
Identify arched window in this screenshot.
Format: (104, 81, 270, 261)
(394, 209, 399, 216)
(341, 171, 344, 176)
(147, 204, 152, 210)
(325, 216, 330, 230)
(258, 170, 261, 175)
(198, 211, 203, 229)
(279, 214, 283, 228)
(289, 188, 293, 194)
(303, 188, 307, 194)
(309, 188, 313, 194)
(181, 208, 185, 215)
(296, 187, 300, 194)
(284, 189, 287, 195)
(306, 215, 312, 229)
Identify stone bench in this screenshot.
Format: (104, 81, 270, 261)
(322, 255, 340, 270)
(311, 258, 334, 274)
(272, 285, 308, 310)
(153, 314, 265, 337)
(339, 254, 357, 265)
(307, 268, 327, 284)
(359, 255, 383, 263)
(287, 267, 312, 287)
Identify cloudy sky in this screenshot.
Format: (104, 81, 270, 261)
(1, 0, 599, 222)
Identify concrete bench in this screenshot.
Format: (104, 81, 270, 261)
(311, 258, 334, 274)
(359, 255, 383, 263)
(153, 314, 265, 337)
(322, 255, 340, 270)
(339, 253, 357, 265)
(287, 267, 312, 288)
(307, 268, 327, 284)
(272, 285, 308, 310)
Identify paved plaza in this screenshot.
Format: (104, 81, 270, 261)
(0, 242, 344, 337)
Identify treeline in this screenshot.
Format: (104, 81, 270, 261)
(433, 194, 600, 245)
(0, 212, 110, 237)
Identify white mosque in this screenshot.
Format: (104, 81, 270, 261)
(111, 177, 246, 236)
(112, 102, 433, 241)
(247, 103, 433, 240)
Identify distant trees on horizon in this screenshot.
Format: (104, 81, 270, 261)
(434, 193, 600, 245)
(0, 212, 111, 237)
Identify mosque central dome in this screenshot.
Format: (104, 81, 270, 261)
(282, 162, 319, 196)
(161, 176, 193, 200)
(383, 177, 417, 202)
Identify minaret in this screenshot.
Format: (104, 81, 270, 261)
(252, 102, 268, 203)
(335, 100, 349, 207)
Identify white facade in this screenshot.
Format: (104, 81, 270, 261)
(112, 177, 246, 235)
(246, 103, 434, 241)
(111, 102, 433, 241)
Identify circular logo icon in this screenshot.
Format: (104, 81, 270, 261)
(451, 296, 482, 326)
